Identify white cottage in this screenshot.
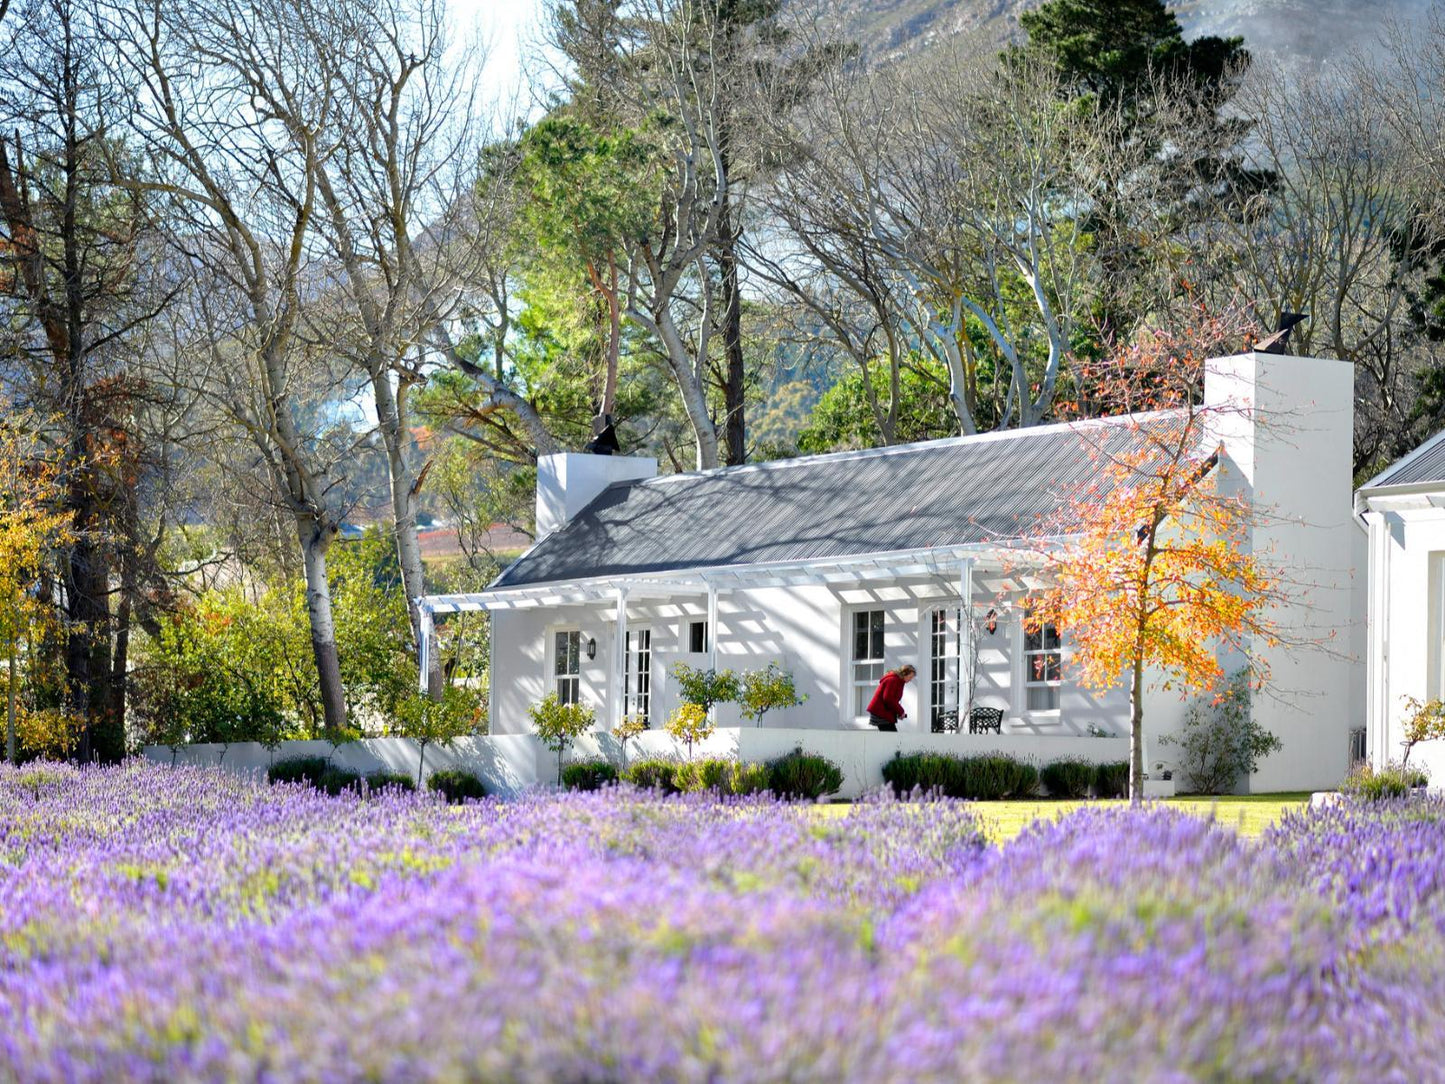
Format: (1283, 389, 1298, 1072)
(421, 351, 1362, 793)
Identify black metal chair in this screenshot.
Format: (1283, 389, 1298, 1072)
(968, 706, 1004, 734)
(932, 708, 960, 734)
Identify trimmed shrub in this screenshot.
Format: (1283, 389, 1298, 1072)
(1341, 762, 1430, 801)
(1094, 761, 1130, 799)
(267, 756, 330, 788)
(767, 748, 844, 800)
(365, 770, 416, 792)
(1041, 757, 1095, 799)
(672, 758, 770, 796)
(621, 758, 681, 793)
(317, 766, 362, 796)
(562, 759, 618, 791)
(426, 769, 488, 803)
(882, 752, 1038, 800)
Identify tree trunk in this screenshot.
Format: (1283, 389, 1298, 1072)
(66, 524, 116, 763)
(1130, 653, 1145, 804)
(372, 368, 438, 696)
(7, 644, 16, 765)
(297, 517, 347, 735)
(718, 238, 746, 466)
(109, 539, 137, 743)
(654, 307, 721, 470)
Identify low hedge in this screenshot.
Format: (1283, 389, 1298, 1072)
(1041, 757, 1095, 799)
(426, 768, 488, 803)
(882, 752, 1039, 800)
(1093, 761, 1130, 799)
(365, 770, 416, 792)
(317, 766, 362, 796)
(562, 759, 619, 791)
(767, 748, 843, 800)
(267, 756, 330, 788)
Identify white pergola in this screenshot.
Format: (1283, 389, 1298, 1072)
(416, 541, 1050, 723)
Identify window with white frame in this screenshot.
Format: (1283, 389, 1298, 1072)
(1023, 622, 1061, 711)
(625, 628, 652, 724)
(688, 619, 709, 654)
(851, 609, 886, 717)
(929, 607, 962, 730)
(553, 629, 581, 705)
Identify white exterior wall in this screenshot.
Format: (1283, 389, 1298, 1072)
(145, 730, 1130, 800)
(1363, 503, 1445, 783)
(490, 577, 1146, 748)
(1204, 352, 1362, 791)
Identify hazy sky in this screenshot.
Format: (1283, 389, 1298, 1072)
(449, 0, 554, 116)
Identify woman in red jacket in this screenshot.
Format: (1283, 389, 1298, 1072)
(867, 665, 916, 732)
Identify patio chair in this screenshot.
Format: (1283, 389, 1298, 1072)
(968, 706, 1004, 734)
(932, 708, 960, 734)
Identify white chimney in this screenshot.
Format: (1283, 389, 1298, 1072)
(535, 453, 657, 541)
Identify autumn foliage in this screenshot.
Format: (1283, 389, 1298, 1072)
(1024, 312, 1286, 799)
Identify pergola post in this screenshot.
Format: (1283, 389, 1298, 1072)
(416, 603, 434, 696)
(959, 558, 975, 719)
(614, 587, 629, 730)
(706, 580, 718, 673)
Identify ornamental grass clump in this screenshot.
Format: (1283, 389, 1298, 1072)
(1093, 760, 1130, 798)
(561, 759, 618, 791)
(1340, 760, 1429, 801)
(620, 757, 680, 792)
(6, 762, 1445, 1081)
(671, 757, 769, 796)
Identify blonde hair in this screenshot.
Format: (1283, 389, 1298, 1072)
(890, 665, 917, 679)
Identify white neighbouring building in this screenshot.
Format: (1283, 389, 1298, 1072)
(420, 351, 1363, 793)
(1357, 431, 1445, 782)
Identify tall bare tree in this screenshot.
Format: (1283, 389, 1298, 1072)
(106, 0, 356, 733)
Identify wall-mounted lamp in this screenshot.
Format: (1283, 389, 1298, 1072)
(985, 609, 998, 636)
(585, 637, 597, 661)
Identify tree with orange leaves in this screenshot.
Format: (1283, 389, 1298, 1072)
(1023, 311, 1288, 801)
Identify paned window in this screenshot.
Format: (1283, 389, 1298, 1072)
(1024, 623, 1061, 711)
(553, 630, 581, 705)
(930, 607, 962, 730)
(851, 609, 886, 717)
(626, 628, 652, 724)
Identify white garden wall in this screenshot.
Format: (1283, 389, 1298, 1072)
(144, 729, 1131, 800)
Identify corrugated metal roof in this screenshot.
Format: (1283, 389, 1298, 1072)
(492, 413, 1185, 590)
(1370, 429, 1445, 488)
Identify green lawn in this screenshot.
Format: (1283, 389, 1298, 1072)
(815, 793, 1312, 842)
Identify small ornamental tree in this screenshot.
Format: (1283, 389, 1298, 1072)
(669, 664, 741, 717)
(1024, 314, 1291, 801)
(614, 714, 648, 765)
(394, 686, 486, 788)
(528, 693, 597, 784)
(739, 664, 806, 727)
(1400, 696, 1445, 768)
(665, 702, 714, 761)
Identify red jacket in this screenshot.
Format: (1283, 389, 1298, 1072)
(867, 672, 907, 723)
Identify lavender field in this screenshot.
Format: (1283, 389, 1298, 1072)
(0, 762, 1441, 1082)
